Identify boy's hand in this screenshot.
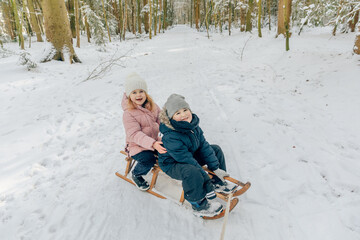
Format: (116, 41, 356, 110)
(153, 141, 167, 154)
(213, 169, 229, 182)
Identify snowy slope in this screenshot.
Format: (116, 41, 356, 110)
(1, 25, 360, 240)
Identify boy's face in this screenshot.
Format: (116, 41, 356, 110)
(129, 89, 146, 106)
(172, 108, 192, 123)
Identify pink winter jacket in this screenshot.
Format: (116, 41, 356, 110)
(122, 93, 161, 156)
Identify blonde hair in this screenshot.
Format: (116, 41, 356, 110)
(127, 91, 156, 112)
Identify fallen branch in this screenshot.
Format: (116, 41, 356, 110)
(241, 36, 252, 61)
(81, 48, 133, 83)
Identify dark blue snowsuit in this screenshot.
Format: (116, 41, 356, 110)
(158, 113, 226, 202)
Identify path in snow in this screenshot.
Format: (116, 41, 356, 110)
(1, 25, 360, 240)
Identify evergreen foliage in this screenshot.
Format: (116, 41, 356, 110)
(81, 4, 107, 50)
(0, 27, 10, 45)
(293, 0, 360, 35)
(18, 50, 37, 70)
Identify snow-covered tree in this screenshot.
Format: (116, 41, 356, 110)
(81, 4, 107, 50)
(18, 50, 37, 70)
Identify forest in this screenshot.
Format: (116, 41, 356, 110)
(0, 0, 360, 64)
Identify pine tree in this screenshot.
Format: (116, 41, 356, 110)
(81, 4, 107, 49)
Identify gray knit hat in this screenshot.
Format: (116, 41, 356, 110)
(165, 94, 191, 118)
(125, 72, 148, 97)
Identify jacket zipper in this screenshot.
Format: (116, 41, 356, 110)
(190, 130, 199, 149)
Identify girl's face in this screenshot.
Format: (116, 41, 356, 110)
(172, 108, 192, 123)
(129, 89, 147, 106)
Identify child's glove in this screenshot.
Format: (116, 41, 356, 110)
(213, 169, 229, 182)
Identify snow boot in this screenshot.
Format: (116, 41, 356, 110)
(212, 176, 236, 194)
(189, 198, 223, 217)
(204, 180, 216, 200)
(132, 174, 150, 191)
(205, 190, 216, 200)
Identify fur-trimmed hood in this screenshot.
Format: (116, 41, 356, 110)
(159, 107, 175, 131)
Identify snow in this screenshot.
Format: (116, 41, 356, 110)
(1, 25, 360, 240)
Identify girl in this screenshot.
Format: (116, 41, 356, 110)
(158, 94, 233, 217)
(122, 73, 166, 191)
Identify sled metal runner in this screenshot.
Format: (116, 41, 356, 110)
(116, 151, 251, 218)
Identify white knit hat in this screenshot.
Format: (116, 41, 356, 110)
(125, 72, 148, 97)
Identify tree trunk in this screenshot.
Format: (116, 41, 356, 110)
(201, 0, 205, 28)
(219, 9, 222, 33)
(190, 0, 193, 28)
(74, 0, 80, 47)
(112, 0, 119, 34)
(245, 0, 254, 32)
(349, 9, 359, 33)
(195, 0, 199, 30)
(144, 0, 149, 33)
(34, 0, 45, 35)
(332, 0, 344, 36)
(210, 0, 214, 25)
(149, 0, 152, 39)
(27, 0, 43, 41)
(268, 0, 271, 30)
(240, 0, 246, 32)
(258, 0, 262, 37)
(119, 0, 124, 39)
(154, 0, 157, 36)
(158, 0, 162, 33)
(232, 0, 236, 28)
(131, 0, 136, 34)
(85, 16, 91, 42)
(102, 0, 112, 41)
(22, 0, 32, 48)
(163, 0, 167, 30)
(277, 0, 285, 36)
(284, 0, 291, 51)
(123, 0, 128, 39)
(41, 0, 80, 63)
(354, 24, 360, 54)
(228, 0, 231, 36)
(11, 0, 25, 49)
(205, 0, 209, 38)
(1, 1, 16, 40)
(66, 0, 76, 38)
(137, 0, 142, 33)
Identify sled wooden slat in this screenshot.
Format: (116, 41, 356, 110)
(115, 170, 167, 199)
(180, 191, 185, 203)
(116, 151, 166, 199)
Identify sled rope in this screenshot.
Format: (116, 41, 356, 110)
(220, 192, 233, 240)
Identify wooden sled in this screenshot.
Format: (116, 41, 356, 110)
(115, 151, 251, 219)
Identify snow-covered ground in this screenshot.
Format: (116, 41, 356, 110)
(1, 25, 360, 240)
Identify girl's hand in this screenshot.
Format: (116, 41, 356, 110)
(153, 141, 167, 154)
